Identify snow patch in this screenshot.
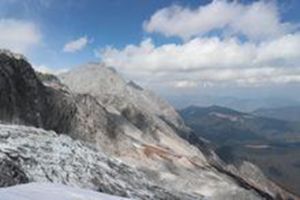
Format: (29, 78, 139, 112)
(0, 183, 129, 200)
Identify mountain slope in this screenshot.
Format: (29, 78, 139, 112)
(60, 63, 297, 199)
(59, 63, 254, 198)
(180, 105, 300, 197)
(0, 124, 203, 200)
(59, 62, 186, 131)
(180, 105, 300, 144)
(0, 50, 296, 199)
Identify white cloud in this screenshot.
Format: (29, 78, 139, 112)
(63, 36, 89, 53)
(0, 19, 41, 53)
(144, 1, 294, 40)
(173, 80, 198, 88)
(33, 64, 69, 75)
(96, 1, 300, 90)
(98, 33, 300, 88)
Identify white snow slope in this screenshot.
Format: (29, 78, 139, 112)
(0, 183, 129, 200)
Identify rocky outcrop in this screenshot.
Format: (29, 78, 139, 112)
(0, 159, 28, 187)
(0, 51, 76, 133)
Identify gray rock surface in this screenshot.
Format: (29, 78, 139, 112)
(60, 63, 186, 132)
(0, 124, 205, 200)
(0, 52, 76, 133)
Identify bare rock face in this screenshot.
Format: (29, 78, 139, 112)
(0, 159, 29, 187)
(60, 63, 186, 131)
(0, 52, 76, 133)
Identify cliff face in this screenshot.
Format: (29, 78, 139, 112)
(0, 52, 76, 133)
(0, 50, 297, 199)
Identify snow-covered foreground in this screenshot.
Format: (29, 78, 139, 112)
(0, 183, 129, 200)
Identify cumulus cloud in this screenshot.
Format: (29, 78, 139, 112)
(63, 36, 89, 53)
(173, 80, 198, 88)
(0, 19, 41, 53)
(98, 33, 300, 88)
(33, 64, 69, 75)
(96, 0, 300, 89)
(144, 0, 294, 40)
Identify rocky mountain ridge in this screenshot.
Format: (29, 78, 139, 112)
(0, 52, 76, 133)
(0, 50, 297, 199)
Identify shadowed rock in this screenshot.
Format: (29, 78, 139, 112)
(0, 52, 76, 133)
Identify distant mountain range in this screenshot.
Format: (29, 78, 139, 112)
(172, 96, 300, 113)
(179, 105, 300, 196)
(180, 105, 300, 144)
(253, 106, 300, 122)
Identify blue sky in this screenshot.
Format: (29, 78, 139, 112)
(0, 0, 300, 106)
(0, 0, 210, 69)
(0, 0, 298, 69)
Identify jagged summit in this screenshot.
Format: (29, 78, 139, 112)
(0, 49, 26, 60)
(60, 62, 185, 130)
